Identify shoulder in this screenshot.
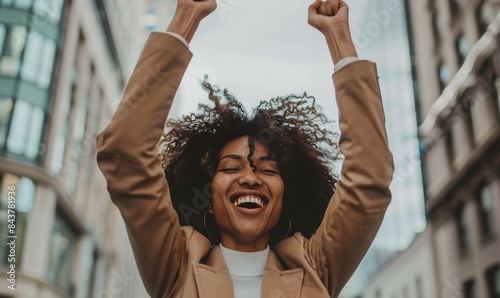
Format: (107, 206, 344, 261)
(273, 233, 311, 265)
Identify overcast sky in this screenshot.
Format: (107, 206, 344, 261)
(171, 0, 373, 118)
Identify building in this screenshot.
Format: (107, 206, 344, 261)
(406, 0, 500, 297)
(362, 228, 438, 298)
(102, 0, 146, 77)
(0, 0, 148, 297)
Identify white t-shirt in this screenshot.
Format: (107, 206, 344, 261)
(219, 244, 270, 298)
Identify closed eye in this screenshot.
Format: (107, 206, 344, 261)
(259, 169, 279, 175)
(219, 168, 241, 173)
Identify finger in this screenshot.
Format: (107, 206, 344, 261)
(308, 0, 323, 15)
(339, 0, 348, 11)
(326, 0, 340, 16)
(332, 0, 340, 14)
(338, 1, 348, 18)
(318, 2, 328, 15)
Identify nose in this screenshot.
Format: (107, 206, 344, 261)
(238, 167, 263, 187)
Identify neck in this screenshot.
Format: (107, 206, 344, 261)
(220, 235, 269, 252)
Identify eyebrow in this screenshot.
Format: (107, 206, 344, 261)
(219, 155, 277, 162)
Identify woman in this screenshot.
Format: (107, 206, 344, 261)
(96, 0, 394, 297)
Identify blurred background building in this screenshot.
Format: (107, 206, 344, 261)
(0, 0, 151, 296)
(363, 0, 500, 297)
(363, 228, 438, 298)
(410, 0, 500, 296)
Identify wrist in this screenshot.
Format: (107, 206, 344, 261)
(323, 25, 358, 65)
(166, 8, 204, 43)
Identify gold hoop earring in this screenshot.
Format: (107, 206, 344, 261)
(203, 208, 220, 243)
(282, 218, 292, 241)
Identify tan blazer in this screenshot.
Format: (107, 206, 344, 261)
(96, 32, 394, 298)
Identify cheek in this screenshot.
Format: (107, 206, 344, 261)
(273, 177, 285, 198)
(210, 175, 233, 204)
(270, 178, 285, 212)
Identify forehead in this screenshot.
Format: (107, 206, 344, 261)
(218, 135, 270, 158)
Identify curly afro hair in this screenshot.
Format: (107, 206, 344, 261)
(159, 75, 341, 246)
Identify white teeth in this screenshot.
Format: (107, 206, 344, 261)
(234, 196, 264, 208)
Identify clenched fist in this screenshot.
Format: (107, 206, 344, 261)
(308, 0, 357, 64)
(308, 0, 349, 33)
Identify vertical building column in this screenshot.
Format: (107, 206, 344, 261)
(491, 176, 500, 237)
(73, 236, 93, 298)
(20, 185, 57, 279)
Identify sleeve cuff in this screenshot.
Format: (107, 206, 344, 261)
(334, 57, 360, 72)
(160, 31, 190, 49)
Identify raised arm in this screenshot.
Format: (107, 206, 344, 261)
(308, 0, 358, 65)
(95, 1, 215, 297)
(305, 0, 394, 296)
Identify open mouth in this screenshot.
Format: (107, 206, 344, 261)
(231, 195, 268, 209)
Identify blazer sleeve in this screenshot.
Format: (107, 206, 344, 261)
(95, 32, 193, 298)
(304, 60, 394, 297)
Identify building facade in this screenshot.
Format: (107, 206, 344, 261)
(406, 0, 500, 297)
(0, 0, 148, 297)
(362, 228, 438, 298)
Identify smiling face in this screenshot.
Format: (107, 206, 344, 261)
(210, 135, 284, 252)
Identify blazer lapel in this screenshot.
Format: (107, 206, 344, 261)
(261, 250, 304, 298)
(193, 246, 234, 298)
(193, 247, 304, 298)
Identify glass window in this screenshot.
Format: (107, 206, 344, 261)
(450, 0, 460, 14)
(20, 30, 44, 84)
(439, 63, 450, 91)
(457, 35, 469, 65)
(19, 30, 56, 89)
(477, 183, 494, 236)
(16, 177, 35, 213)
(6, 99, 31, 154)
(494, 71, 500, 121)
(87, 249, 99, 298)
(432, 11, 440, 39)
(1, 0, 15, 6)
(64, 89, 90, 194)
(14, 0, 33, 9)
(486, 265, 500, 298)
(0, 0, 33, 8)
(25, 105, 44, 159)
(51, 83, 74, 175)
(0, 173, 35, 267)
(455, 204, 469, 250)
(47, 212, 77, 295)
(51, 129, 67, 174)
(6, 99, 45, 160)
(465, 109, 475, 147)
(416, 276, 423, 298)
(0, 26, 28, 77)
(477, 2, 494, 36)
(0, 24, 6, 58)
(463, 280, 476, 298)
(38, 39, 56, 88)
(33, 0, 64, 24)
(0, 97, 14, 150)
(445, 130, 455, 170)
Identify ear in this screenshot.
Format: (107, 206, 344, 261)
(207, 202, 214, 214)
